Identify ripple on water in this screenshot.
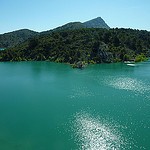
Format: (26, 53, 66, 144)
(68, 86, 95, 99)
(71, 112, 130, 150)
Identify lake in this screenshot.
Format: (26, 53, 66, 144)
(0, 60, 150, 150)
(0, 48, 5, 50)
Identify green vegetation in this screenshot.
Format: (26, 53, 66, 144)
(134, 53, 148, 62)
(0, 29, 38, 48)
(43, 17, 110, 34)
(0, 17, 110, 48)
(42, 22, 87, 34)
(0, 28, 149, 68)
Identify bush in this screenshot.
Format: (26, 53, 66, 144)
(123, 54, 131, 61)
(72, 63, 76, 68)
(89, 60, 96, 64)
(114, 58, 121, 62)
(134, 53, 147, 62)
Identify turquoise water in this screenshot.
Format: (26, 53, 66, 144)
(0, 60, 150, 150)
(0, 48, 5, 50)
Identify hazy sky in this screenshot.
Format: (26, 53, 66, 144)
(1, 0, 150, 34)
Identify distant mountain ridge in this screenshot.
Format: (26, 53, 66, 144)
(41, 22, 87, 34)
(84, 17, 110, 29)
(42, 17, 110, 34)
(0, 17, 110, 48)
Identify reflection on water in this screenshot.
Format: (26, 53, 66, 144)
(105, 77, 150, 94)
(71, 111, 130, 150)
(0, 61, 149, 149)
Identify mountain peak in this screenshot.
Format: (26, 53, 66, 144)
(95, 17, 103, 20)
(84, 17, 110, 29)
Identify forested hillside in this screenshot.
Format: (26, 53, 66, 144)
(0, 17, 110, 48)
(0, 29, 38, 48)
(0, 28, 149, 67)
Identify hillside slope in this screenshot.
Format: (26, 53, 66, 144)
(41, 22, 87, 34)
(0, 28, 149, 65)
(0, 29, 38, 48)
(0, 17, 110, 48)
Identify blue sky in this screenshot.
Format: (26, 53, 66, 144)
(0, 0, 150, 34)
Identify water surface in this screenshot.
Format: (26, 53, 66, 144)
(0, 60, 150, 149)
(0, 48, 5, 50)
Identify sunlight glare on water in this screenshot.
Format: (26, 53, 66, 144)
(105, 77, 150, 94)
(0, 61, 149, 149)
(71, 111, 130, 150)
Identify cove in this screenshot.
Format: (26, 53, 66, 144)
(0, 60, 150, 149)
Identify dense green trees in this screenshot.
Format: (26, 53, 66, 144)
(0, 29, 38, 48)
(134, 53, 148, 62)
(0, 28, 149, 66)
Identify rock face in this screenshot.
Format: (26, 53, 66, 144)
(72, 61, 86, 69)
(84, 17, 110, 29)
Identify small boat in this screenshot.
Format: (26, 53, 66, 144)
(127, 63, 136, 66)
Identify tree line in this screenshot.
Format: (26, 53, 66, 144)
(0, 28, 149, 65)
